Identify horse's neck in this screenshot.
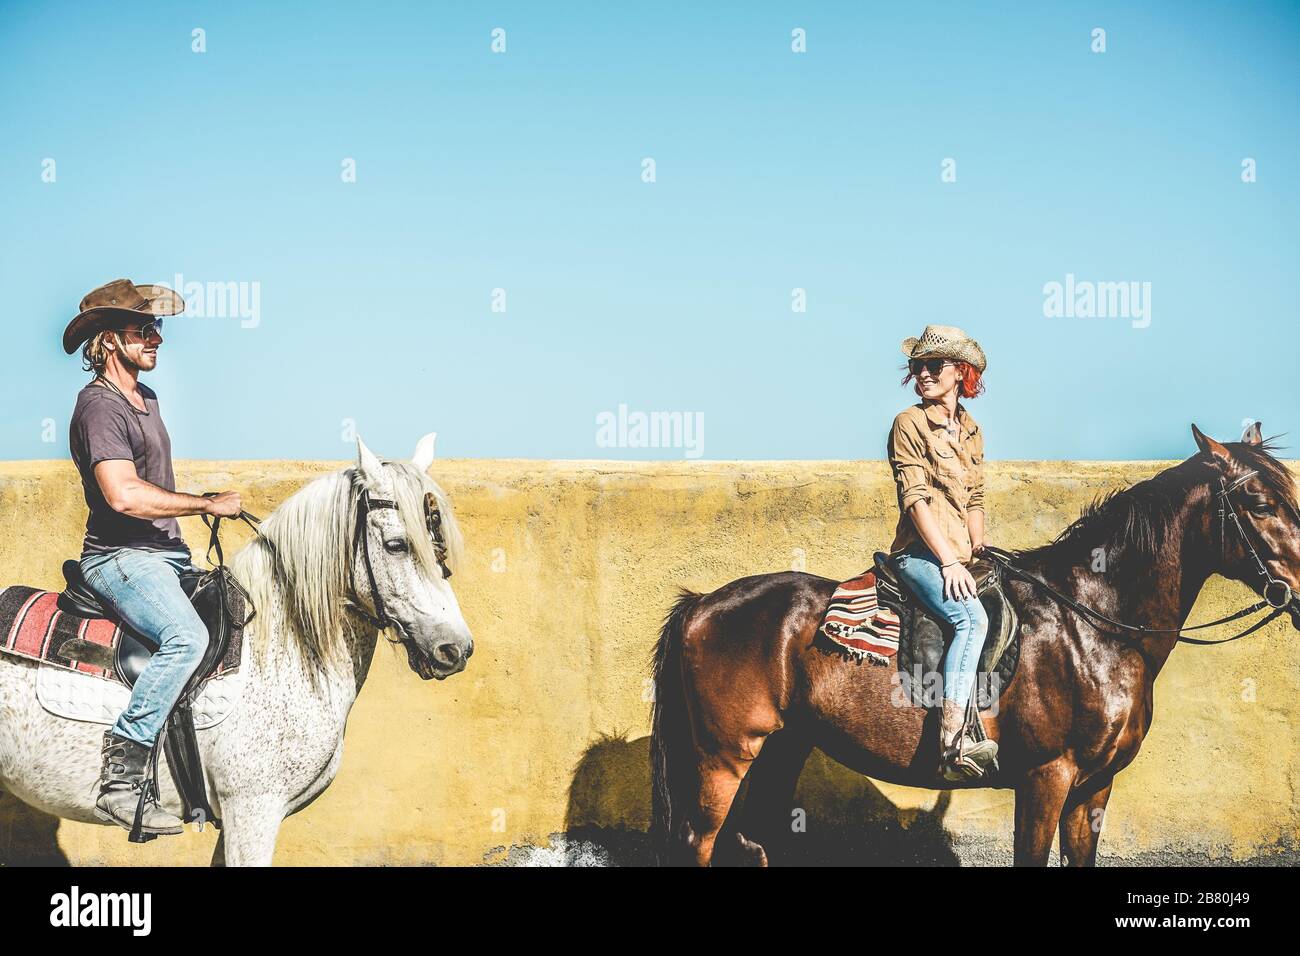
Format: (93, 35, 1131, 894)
(233, 537, 382, 701)
(346, 620, 381, 695)
(1033, 492, 1215, 673)
(247, 588, 382, 706)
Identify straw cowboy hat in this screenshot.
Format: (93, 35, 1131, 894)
(62, 278, 186, 354)
(900, 324, 987, 373)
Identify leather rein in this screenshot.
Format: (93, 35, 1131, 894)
(980, 470, 1297, 646)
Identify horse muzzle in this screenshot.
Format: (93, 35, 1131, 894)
(402, 633, 473, 681)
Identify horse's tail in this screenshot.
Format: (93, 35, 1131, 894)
(650, 588, 704, 866)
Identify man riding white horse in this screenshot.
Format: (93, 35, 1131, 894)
(62, 278, 244, 837)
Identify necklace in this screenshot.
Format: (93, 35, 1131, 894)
(95, 376, 149, 415)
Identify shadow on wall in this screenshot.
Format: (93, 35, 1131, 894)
(0, 790, 68, 865)
(556, 733, 960, 866)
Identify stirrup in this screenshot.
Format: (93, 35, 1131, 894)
(941, 736, 998, 782)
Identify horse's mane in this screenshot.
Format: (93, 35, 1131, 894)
(230, 460, 464, 674)
(1014, 438, 1297, 568)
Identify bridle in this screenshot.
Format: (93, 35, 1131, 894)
(982, 469, 1298, 646)
(1215, 471, 1294, 612)
(346, 488, 453, 633)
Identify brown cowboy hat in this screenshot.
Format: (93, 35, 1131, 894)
(62, 278, 186, 354)
(900, 324, 987, 373)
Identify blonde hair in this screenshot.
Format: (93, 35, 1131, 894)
(81, 329, 124, 375)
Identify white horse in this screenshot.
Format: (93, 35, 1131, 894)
(0, 433, 472, 865)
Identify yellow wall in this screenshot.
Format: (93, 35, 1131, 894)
(0, 459, 1296, 866)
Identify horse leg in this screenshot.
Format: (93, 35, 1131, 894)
(216, 798, 285, 866)
(729, 729, 813, 866)
(690, 752, 752, 866)
(1013, 759, 1075, 866)
(1057, 777, 1113, 867)
(210, 830, 226, 867)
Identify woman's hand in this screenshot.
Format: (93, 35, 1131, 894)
(942, 560, 978, 602)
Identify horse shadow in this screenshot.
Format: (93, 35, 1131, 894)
(0, 791, 69, 865)
(563, 733, 961, 866)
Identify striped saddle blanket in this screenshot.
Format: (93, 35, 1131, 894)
(817, 570, 902, 664)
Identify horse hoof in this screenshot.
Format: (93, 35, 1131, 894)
(733, 831, 769, 867)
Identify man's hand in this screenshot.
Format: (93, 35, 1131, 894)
(203, 491, 243, 518)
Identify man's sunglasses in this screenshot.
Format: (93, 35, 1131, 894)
(908, 357, 953, 377)
(116, 319, 164, 340)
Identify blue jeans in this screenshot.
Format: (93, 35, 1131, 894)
(892, 544, 989, 705)
(80, 548, 208, 747)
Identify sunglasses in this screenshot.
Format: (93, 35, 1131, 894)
(117, 319, 164, 340)
(908, 357, 953, 377)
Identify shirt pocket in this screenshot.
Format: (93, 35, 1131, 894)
(929, 441, 964, 488)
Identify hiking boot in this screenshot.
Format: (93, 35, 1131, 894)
(94, 731, 184, 836)
(939, 698, 998, 782)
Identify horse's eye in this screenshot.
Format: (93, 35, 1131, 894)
(384, 539, 409, 554)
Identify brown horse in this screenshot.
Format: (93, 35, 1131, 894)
(650, 424, 1300, 866)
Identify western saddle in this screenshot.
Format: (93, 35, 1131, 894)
(871, 551, 1020, 710)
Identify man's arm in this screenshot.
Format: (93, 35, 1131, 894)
(94, 460, 240, 519)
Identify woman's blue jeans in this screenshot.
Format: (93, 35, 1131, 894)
(892, 544, 989, 705)
(79, 548, 208, 747)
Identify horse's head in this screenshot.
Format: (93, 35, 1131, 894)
(351, 433, 473, 679)
(1192, 422, 1300, 630)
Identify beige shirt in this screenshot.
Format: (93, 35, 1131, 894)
(887, 401, 986, 564)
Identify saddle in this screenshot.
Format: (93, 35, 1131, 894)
(57, 559, 252, 839)
(56, 561, 244, 688)
(871, 551, 1021, 710)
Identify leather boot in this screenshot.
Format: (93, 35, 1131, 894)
(94, 731, 184, 836)
(939, 698, 998, 782)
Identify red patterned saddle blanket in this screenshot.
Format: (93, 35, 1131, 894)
(0, 586, 240, 686)
(817, 570, 902, 664)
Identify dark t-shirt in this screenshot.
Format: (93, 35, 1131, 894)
(68, 380, 189, 558)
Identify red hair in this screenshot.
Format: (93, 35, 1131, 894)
(902, 360, 985, 399)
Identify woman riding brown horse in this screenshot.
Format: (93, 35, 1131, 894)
(885, 325, 998, 781)
(651, 422, 1300, 866)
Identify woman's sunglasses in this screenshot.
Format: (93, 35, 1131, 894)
(908, 357, 953, 377)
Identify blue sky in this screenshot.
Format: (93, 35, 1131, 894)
(1, 1, 1297, 461)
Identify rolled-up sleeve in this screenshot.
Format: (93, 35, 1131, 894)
(888, 413, 932, 511)
(967, 427, 986, 512)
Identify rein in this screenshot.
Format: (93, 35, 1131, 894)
(198, 494, 261, 630)
(981, 470, 1296, 646)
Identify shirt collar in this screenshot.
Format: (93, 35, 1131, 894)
(922, 400, 966, 427)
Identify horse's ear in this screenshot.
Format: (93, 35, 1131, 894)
(1240, 421, 1263, 445)
(412, 432, 437, 472)
(1191, 423, 1234, 470)
(356, 437, 386, 487)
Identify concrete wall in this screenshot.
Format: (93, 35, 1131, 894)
(0, 459, 1296, 866)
